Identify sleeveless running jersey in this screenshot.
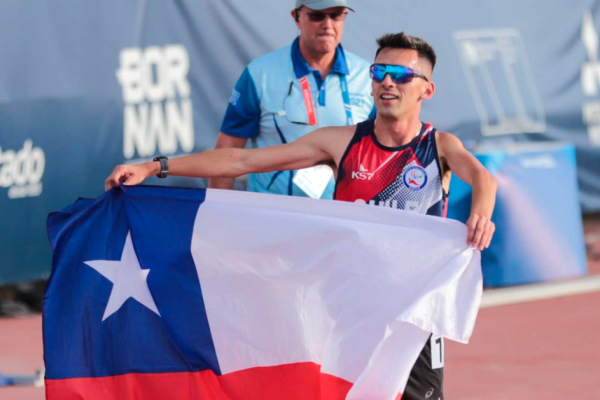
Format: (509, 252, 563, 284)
(334, 119, 448, 217)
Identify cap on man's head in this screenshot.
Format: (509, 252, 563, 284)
(295, 0, 355, 12)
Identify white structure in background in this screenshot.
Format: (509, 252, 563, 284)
(581, 10, 600, 146)
(454, 29, 546, 136)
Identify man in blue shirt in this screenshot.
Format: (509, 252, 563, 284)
(210, 0, 375, 199)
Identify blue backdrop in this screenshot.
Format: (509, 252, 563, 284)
(1, 0, 599, 283)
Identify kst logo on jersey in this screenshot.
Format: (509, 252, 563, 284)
(351, 164, 374, 180)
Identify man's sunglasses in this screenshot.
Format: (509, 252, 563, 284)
(369, 64, 429, 84)
(299, 10, 348, 22)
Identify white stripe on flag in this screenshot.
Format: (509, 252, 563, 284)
(191, 189, 481, 396)
(346, 321, 429, 399)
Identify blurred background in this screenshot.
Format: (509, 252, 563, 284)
(1, 0, 599, 399)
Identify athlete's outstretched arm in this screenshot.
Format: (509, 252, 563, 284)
(104, 127, 342, 191)
(208, 132, 249, 190)
(437, 132, 498, 251)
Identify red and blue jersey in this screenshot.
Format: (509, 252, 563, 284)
(334, 119, 448, 217)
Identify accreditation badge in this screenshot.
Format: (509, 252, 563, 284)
(293, 165, 334, 199)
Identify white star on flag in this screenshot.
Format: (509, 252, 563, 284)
(84, 232, 160, 321)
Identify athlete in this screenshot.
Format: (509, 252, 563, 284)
(105, 32, 497, 399)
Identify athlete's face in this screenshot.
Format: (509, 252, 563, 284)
(293, 7, 347, 56)
(372, 48, 435, 119)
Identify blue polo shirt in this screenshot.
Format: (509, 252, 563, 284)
(221, 37, 376, 199)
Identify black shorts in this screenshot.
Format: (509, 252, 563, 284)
(403, 334, 444, 400)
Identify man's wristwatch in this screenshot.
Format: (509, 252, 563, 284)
(153, 156, 169, 179)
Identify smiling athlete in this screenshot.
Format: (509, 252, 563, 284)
(106, 32, 497, 400)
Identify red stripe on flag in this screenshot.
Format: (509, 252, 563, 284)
(45, 362, 386, 400)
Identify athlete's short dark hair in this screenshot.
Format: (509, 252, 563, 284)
(375, 32, 436, 70)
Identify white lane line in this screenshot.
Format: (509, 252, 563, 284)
(481, 274, 600, 308)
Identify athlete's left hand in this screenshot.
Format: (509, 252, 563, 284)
(466, 214, 495, 251)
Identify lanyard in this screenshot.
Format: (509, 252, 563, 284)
(299, 74, 354, 126)
(339, 75, 354, 126)
(299, 76, 317, 126)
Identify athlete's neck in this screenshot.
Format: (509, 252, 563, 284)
(374, 116, 423, 148)
(299, 39, 336, 78)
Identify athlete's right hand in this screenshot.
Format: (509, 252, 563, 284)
(104, 162, 156, 191)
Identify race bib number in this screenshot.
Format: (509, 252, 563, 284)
(431, 334, 444, 369)
(293, 165, 334, 199)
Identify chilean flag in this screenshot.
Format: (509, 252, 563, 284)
(44, 185, 482, 400)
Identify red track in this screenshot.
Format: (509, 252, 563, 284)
(1, 289, 598, 400)
(445, 291, 600, 399)
(0, 315, 43, 400)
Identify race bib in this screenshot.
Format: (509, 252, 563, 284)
(431, 334, 444, 369)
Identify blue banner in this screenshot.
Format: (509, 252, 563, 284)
(1, 0, 599, 282)
(448, 143, 587, 286)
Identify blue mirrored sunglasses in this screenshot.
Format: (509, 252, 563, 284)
(369, 64, 429, 84)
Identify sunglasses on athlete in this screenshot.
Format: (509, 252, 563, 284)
(369, 64, 429, 84)
(298, 10, 348, 22)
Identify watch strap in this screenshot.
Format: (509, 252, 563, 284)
(153, 156, 169, 178)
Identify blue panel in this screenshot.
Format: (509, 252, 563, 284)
(2, 0, 600, 284)
(44, 185, 221, 378)
(448, 144, 587, 287)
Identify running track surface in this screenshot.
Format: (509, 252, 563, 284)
(1, 289, 599, 400)
(445, 290, 600, 400)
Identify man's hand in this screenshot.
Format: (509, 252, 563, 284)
(104, 162, 156, 191)
(466, 214, 495, 251)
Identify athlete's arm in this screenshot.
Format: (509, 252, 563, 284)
(105, 126, 349, 191)
(436, 132, 497, 251)
(208, 132, 248, 190)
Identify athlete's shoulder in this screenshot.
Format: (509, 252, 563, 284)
(313, 124, 357, 139)
(435, 130, 460, 143)
(310, 125, 358, 164)
(434, 130, 467, 158)
(307, 125, 356, 149)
